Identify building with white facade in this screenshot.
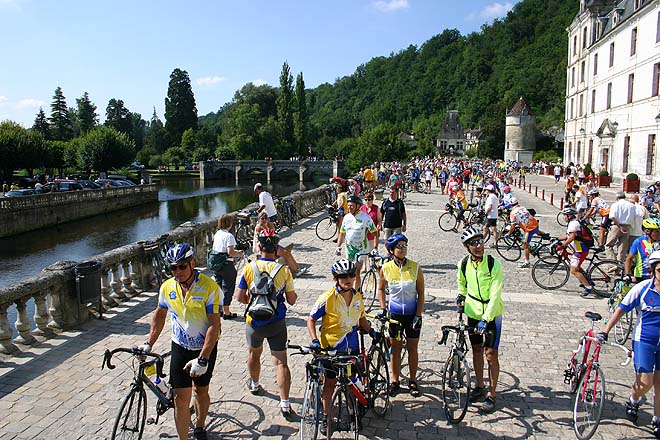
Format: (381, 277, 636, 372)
(436, 110, 465, 156)
(565, 0, 660, 179)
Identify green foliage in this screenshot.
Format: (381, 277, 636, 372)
(32, 108, 50, 140)
(599, 170, 609, 176)
(78, 126, 136, 172)
(146, 108, 167, 153)
(534, 149, 561, 163)
(163, 146, 186, 168)
(583, 163, 593, 175)
(49, 86, 73, 141)
(105, 98, 133, 138)
(0, 121, 48, 182)
(180, 128, 196, 153)
(165, 68, 198, 148)
(277, 61, 295, 151)
(294, 72, 309, 156)
(625, 173, 638, 180)
(76, 92, 98, 134)
(148, 154, 164, 168)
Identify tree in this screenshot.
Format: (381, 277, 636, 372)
(78, 126, 135, 172)
(49, 86, 73, 141)
(76, 92, 98, 134)
(277, 61, 295, 151)
(146, 108, 167, 153)
(105, 98, 133, 137)
(163, 146, 186, 169)
(0, 121, 26, 183)
(131, 113, 146, 150)
(164, 68, 197, 147)
(180, 128, 196, 153)
(32, 108, 50, 140)
(294, 72, 309, 157)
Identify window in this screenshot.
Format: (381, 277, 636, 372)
(609, 42, 615, 67)
(583, 27, 588, 48)
(574, 35, 578, 56)
(628, 73, 635, 104)
(577, 141, 582, 163)
(631, 28, 637, 56)
(581, 61, 585, 82)
(568, 142, 573, 161)
(591, 90, 596, 113)
(571, 67, 576, 87)
(606, 82, 612, 109)
(579, 94, 584, 116)
(594, 53, 598, 76)
(623, 136, 630, 173)
(588, 139, 593, 165)
(570, 98, 575, 119)
(657, 11, 660, 43)
(653, 63, 660, 97)
(634, 0, 641, 10)
(648, 134, 657, 175)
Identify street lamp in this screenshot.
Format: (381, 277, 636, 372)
(655, 113, 660, 124)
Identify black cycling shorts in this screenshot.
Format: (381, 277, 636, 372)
(389, 313, 421, 340)
(169, 341, 218, 389)
(467, 316, 502, 350)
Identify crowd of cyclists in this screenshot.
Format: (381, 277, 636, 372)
(133, 155, 660, 439)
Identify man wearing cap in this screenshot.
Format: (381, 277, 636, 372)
(254, 183, 278, 222)
(336, 195, 377, 285)
(607, 192, 640, 263)
(483, 184, 499, 247)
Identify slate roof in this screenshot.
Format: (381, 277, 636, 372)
(507, 97, 535, 117)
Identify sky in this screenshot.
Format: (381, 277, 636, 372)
(0, 0, 521, 128)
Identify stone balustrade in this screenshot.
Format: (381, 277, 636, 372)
(0, 185, 333, 357)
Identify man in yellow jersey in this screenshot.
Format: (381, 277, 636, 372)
(236, 229, 297, 419)
(140, 243, 222, 440)
(377, 233, 424, 397)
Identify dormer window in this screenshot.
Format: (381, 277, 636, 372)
(634, 0, 641, 10)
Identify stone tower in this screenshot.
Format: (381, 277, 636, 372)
(504, 97, 536, 165)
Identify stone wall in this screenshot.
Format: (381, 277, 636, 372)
(0, 185, 158, 238)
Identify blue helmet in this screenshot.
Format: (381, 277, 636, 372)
(385, 233, 408, 252)
(166, 243, 194, 265)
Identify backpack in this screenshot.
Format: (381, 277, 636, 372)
(460, 254, 494, 279)
(246, 261, 284, 321)
(576, 219, 595, 248)
(207, 250, 229, 271)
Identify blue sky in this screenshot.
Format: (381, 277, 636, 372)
(0, 0, 520, 127)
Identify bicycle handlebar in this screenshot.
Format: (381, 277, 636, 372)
(583, 336, 632, 366)
(365, 313, 401, 325)
(102, 347, 167, 377)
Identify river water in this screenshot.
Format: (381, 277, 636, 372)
(0, 178, 316, 286)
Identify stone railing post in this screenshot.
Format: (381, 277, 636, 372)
(14, 298, 36, 345)
(120, 261, 136, 297)
(33, 292, 51, 336)
(109, 264, 126, 302)
(130, 258, 142, 292)
(44, 261, 78, 330)
(0, 304, 18, 354)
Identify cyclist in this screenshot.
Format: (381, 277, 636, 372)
(333, 183, 348, 242)
(506, 197, 540, 268)
(377, 233, 425, 397)
(557, 207, 593, 297)
(483, 184, 499, 247)
(140, 243, 221, 440)
(642, 188, 659, 213)
(380, 186, 407, 240)
(599, 251, 660, 438)
(307, 259, 380, 434)
(584, 189, 610, 251)
(336, 195, 377, 285)
(456, 226, 504, 414)
(455, 184, 469, 229)
(624, 218, 660, 283)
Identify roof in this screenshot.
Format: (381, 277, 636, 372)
(507, 97, 535, 117)
(440, 110, 464, 138)
(584, 0, 653, 43)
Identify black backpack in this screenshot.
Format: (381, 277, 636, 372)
(246, 261, 284, 321)
(460, 254, 494, 279)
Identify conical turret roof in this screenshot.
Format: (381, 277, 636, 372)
(507, 97, 535, 117)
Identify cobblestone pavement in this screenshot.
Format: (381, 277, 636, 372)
(0, 182, 653, 439)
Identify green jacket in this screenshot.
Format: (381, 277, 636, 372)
(456, 254, 504, 322)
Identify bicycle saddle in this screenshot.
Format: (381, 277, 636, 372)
(539, 232, 551, 240)
(584, 311, 602, 321)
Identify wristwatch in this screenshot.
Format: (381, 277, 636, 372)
(197, 356, 209, 367)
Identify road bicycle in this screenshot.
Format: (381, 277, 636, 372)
(289, 344, 329, 440)
(495, 229, 553, 262)
(234, 209, 258, 250)
(102, 347, 179, 439)
(358, 251, 388, 312)
(141, 234, 172, 288)
(607, 277, 634, 344)
(367, 313, 407, 377)
(531, 246, 621, 296)
(275, 197, 298, 230)
(315, 205, 340, 241)
(438, 201, 492, 243)
(562, 311, 631, 440)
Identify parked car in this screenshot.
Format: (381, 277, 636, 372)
(52, 180, 83, 191)
(107, 175, 136, 186)
(5, 189, 36, 197)
(78, 180, 102, 190)
(95, 179, 124, 188)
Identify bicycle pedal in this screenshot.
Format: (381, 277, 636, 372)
(146, 417, 156, 425)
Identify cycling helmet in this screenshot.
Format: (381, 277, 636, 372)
(587, 189, 599, 197)
(509, 197, 518, 206)
(655, 181, 660, 186)
(331, 258, 357, 277)
(257, 228, 280, 252)
(648, 250, 660, 269)
(461, 226, 483, 245)
(643, 218, 660, 230)
(560, 207, 578, 217)
(503, 186, 511, 192)
(646, 187, 655, 194)
(166, 243, 194, 265)
(485, 184, 495, 192)
(385, 233, 408, 252)
(347, 195, 362, 205)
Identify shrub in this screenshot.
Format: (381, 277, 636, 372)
(599, 170, 609, 177)
(625, 173, 639, 180)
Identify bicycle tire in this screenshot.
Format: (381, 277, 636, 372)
(152, 255, 164, 289)
(531, 255, 570, 290)
(315, 217, 336, 241)
(587, 260, 621, 298)
(495, 236, 522, 262)
(327, 387, 359, 440)
(573, 365, 605, 440)
(361, 270, 378, 313)
(111, 386, 147, 440)
(438, 212, 458, 232)
(557, 211, 568, 227)
(367, 347, 390, 417)
(300, 378, 321, 440)
(442, 351, 471, 424)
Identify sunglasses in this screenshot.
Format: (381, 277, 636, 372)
(170, 263, 189, 271)
(467, 239, 484, 247)
(336, 273, 356, 279)
(365, 198, 374, 201)
(395, 243, 408, 249)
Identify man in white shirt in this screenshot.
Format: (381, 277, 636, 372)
(483, 184, 499, 247)
(607, 191, 640, 263)
(336, 195, 377, 287)
(254, 183, 278, 222)
(573, 185, 588, 215)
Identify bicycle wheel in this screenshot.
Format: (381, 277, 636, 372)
(300, 379, 321, 440)
(367, 347, 390, 417)
(111, 386, 147, 440)
(327, 387, 359, 440)
(151, 255, 163, 289)
(442, 351, 471, 424)
(531, 255, 570, 290)
(573, 365, 605, 440)
(361, 270, 378, 313)
(495, 236, 522, 262)
(588, 260, 621, 298)
(315, 217, 336, 241)
(438, 212, 458, 232)
(557, 211, 568, 227)
(609, 288, 634, 344)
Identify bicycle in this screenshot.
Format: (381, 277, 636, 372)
(277, 197, 298, 229)
(102, 347, 177, 439)
(288, 344, 329, 440)
(562, 311, 631, 440)
(358, 251, 388, 312)
(315, 205, 340, 241)
(531, 245, 621, 296)
(366, 313, 407, 377)
(142, 234, 172, 288)
(234, 209, 258, 250)
(495, 229, 553, 262)
(606, 277, 634, 344)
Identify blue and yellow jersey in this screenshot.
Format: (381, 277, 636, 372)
(158, 272, 221, 350)
(382, 259, 420, 316)
(629, 237, 654, 279)
(237, 258, 294, 327)
(310, 287, 365, 352)
(567, 219, 588, 253)
(620, 279, 660, 345)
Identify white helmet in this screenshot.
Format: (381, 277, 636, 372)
(509, 197, 518, 206)
(649, 251, 660, 269)
(485, 184, 495, 192)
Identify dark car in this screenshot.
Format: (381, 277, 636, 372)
(5, 189, 36, 197)
(95, 179, 123, 188)
(78, 180, 102, 190)
(53, 180, 83, 191)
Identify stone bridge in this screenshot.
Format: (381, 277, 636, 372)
(199, 159, 346, 183)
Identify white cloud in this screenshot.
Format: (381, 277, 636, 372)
(371, 0, 409, 13)
(195, 76, 226, 86)
(0, 0, 25, 10)
(476, 2, 515, 21)
(0, 96, 8, 105)
(15, 98, 44, 109)
(251, 79, 268, 86)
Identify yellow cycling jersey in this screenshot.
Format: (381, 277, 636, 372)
(382, 259, 420, 315)
(310, 287, 365, 351)
(238, 258, 294, 327)
(158, 272, 222, 350)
